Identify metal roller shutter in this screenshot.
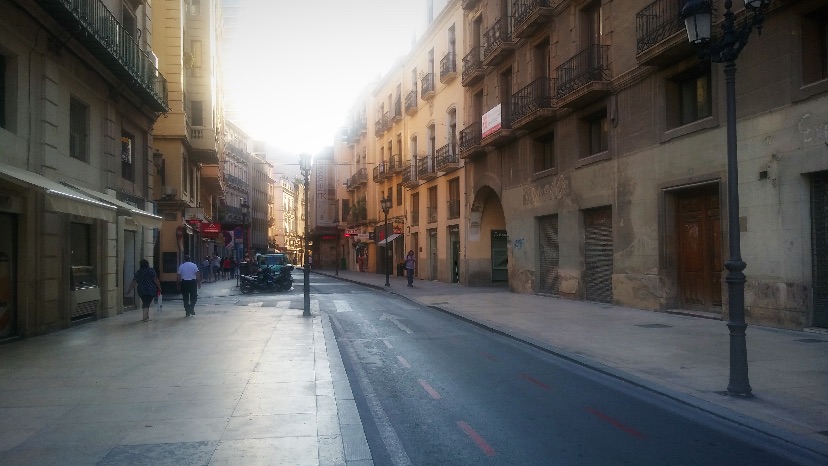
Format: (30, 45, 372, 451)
(538, 215, 559, 295)
(584, 208, 613, 304)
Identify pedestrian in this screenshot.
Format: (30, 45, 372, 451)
(177, 254, 201, 316)
(405, 250, 416, 287)
(222, 256, 231, 280)
(307, 254, 313, 270)
(125, 259, 161, 322)
(211, 254, 221, 282)
(230, 257, 237, 279)
(202, 257, 211, 283)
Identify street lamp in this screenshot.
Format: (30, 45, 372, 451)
(681, 0, 771, 397)
(299, 153, 313, 317)
(380, 196, 392, 287)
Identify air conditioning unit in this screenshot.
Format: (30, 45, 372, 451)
(163, 186, 177, 197)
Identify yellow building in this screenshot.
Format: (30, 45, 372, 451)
(0, 0, 166, 336)
(152, 0, 223, 289)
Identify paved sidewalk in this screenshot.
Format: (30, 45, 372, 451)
(0, 281, 372, 466)
(316, 268, 828, 457)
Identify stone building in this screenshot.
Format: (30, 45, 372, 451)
(458, 0, 828, 329)
(0, 0, 166, 336)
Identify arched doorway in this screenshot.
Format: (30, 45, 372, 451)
(466, 186, 507, 286)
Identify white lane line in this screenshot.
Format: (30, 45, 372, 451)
(276, 300, 290, 308)
(382, 339, 394, 349)
(397, 356, 411, 369)
(334, 300, 354, 313)
(247, 302, 264, 307)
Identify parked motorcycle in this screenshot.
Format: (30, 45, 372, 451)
(239, 265, 293, 294)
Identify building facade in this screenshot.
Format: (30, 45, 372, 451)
(338, 0, 467, 283)
(0, 0, 166, 337)
(456, 0, 828, 330)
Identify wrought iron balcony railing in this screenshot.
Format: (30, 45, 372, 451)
(511, 77, 556, 122)
(462, 47, 484, 83)
(37, 0, 168, 112)
(417, 155, 437, 179)
(421, 73, 436, 99)
(392, 98, 403, 122)
(636, 0, 684, 55)
(513, 0, 556, 34)
(405, 89, 418, 114)
(440, 52, 457, 82)
(447, 199, 461, 219)
(355, 167, 368, 185)
(483, 16, 515, 59)
(459, 122, 482, 153)
(401, 161, 418, 187)
(375, 117, 384, 135)
(436, 143, 459, 170)
(555, 44, 611, 99)
(390, 154, 403, 173)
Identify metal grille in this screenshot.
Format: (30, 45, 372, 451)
(584, 208, 613, 303)
(538, 215, 559, 295)
(71, 300, 98, 319)
(812, 172, 828, 327)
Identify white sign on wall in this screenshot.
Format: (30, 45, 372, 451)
(481, 104, 502, 139)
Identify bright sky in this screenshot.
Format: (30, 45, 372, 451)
(223, 0, 427, 158)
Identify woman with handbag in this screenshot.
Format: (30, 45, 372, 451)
(126, 259, 161, 322)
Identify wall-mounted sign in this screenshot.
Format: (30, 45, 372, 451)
(482, 104, 502, 138)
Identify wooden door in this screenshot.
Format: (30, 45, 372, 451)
(677, 187, 722, 310)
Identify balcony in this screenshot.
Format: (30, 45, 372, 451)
(346, 176, 357, 192)
(447, 199, 461, 219)
(357, 114, 367, 134)
(375, 117, 384, 136)
(440, 52, 457, 83)
(390, 153, 404, 173)
(483, 16, 518, 67)
(436, 143, 460, 172)
(383, 111, 392, 132)
(372, 163, 384, 183)
(635, 0, 694, 66)
(405, 89, 418, 115)
(37, 0, 169, 113)
(459, 121, 485, 159)
(513, 0, 556, 38)
(421, 73, 436, 100)
(401, 161, 419, 187)
(427, 206, 438, 224)
(462, 0, 480, 10)
(510, 77, 561, 130)
(392, 98, 403, 123)
(462, 47, 485, 87)
(555, 44, 612, 109)
(418, 155, 438, 181)
(189, 126, 219, 163)
(355, 168, 368, 186)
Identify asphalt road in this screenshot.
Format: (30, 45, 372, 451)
(230, 273, 820, 465)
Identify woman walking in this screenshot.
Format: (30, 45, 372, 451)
(126, 259, 161, 322)
(404, 250, 416, 287)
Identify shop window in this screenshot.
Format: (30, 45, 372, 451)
(69, 97, 89, 162)
(666, 66, 712, 128)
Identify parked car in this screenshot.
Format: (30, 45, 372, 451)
(257, 253, 291, 272)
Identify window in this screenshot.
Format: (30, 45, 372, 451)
(387, 187, 393, 206)
(666, 67, 712, 128)
(342, 199, 349, 222)
(427, 187, 437, 223)
(500, 68, 512, 124)
(191, 40, 203, 77)
(411, 192, 420, 226)
(190, 0, 200, 15)
(190, 100, 203, 126)
(448, 178, 460, 219)
(581, 109, 608, 157)
(397, 183, 403, 206)
(69, 97, 89, 162)
(121, 131, 134, 181)
(535, 132, 555, 172)
(803, 7, 828, 84)
(582, 1, 602, 46)
(122, 3, 138, 38)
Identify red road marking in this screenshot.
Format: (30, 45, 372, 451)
(457, 420, 497, 457)
(397, 356, 412, 368)
(586, 407, 647, 439)
(520, 373, 552, 390)
(418, 379, 442, 399)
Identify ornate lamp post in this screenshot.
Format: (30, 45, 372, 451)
(380, 196, 392, 287)
(681, 0, 771, 397)
(299, 154, 313, 317)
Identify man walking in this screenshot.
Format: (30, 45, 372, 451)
(177, 255, 201, 316)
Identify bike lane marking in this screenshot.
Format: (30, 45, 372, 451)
(457, 420, 497, 457)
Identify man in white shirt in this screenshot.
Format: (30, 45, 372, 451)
(177, 255, 202, 316)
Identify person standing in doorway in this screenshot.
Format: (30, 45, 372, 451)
(405, 250, 416, 287)
(177, 255, 201, 316)
(126, 259, 161, 322)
